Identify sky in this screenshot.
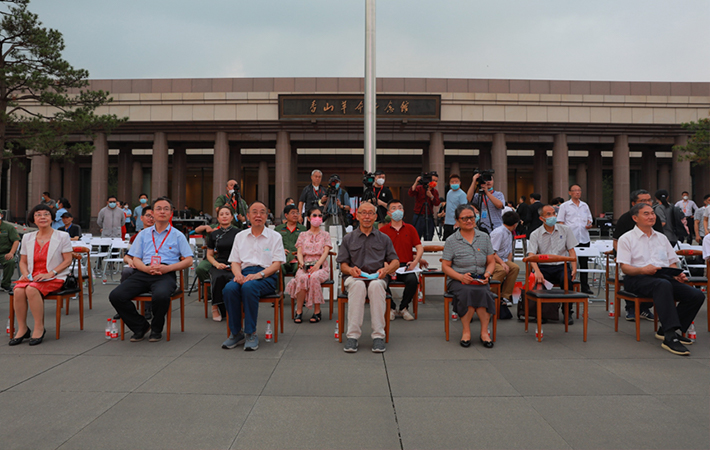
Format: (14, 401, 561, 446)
(27, 0, 710, 82)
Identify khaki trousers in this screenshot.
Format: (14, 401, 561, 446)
(491, 261, 520, 300)
(344, 277, 387, 340)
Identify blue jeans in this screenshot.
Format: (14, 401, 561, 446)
(223, 266, 277, 335)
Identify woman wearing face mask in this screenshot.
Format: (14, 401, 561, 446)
(287, 207, 332, 323)
(371, 171, 393, 222)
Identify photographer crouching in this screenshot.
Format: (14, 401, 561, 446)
(466, 170, 505, 234)
(322, 174, 350, 235)
(408, 171, 440, 241)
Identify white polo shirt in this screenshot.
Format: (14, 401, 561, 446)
(228, 227, 286, 269)
(617, 226, 679, 272)
(703, 233, 710, 261)
(557, 199, 593, 244)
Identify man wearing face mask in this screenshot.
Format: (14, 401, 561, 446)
(214, 180, 249, 230)
(298, 170, 327, 224)
(369, 171, 393, 222)
(444, 174, 468, 240)
(408, 172, 441, 241)
(675, 191, 697, 244)
(467, 173, 505, 233)
(133, 193, 150, 231)
(97, 195, 125, 238)
(527, 204, 579, 325)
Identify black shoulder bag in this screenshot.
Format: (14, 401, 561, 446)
(62, 259, 78, 291)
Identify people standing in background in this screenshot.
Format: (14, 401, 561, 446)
(97, 196, 124, 238)
(675, 191, 697, 244)
(444, 174, 467, 240)
(557, 185, 594, 295)
(52, 198, 70, 230)
(133, 193, 149, 232)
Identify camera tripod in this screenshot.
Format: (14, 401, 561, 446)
(472, 188, 495, 234)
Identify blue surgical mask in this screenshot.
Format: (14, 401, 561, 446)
(487, 187, 494, 192)
(450, 184, 460, 190)
(108, 202, 117, 209)
(545, 216, 557, 227)
(335, 183, 340, 189)
(391, 210, 404, 222)
(475, 213, 480, 222)
(140, 198, 147, 204)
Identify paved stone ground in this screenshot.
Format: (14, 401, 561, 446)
(0, 281, 708, 450)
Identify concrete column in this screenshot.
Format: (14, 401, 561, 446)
(212, 132, 229, 207)
(478, 146, 491, 171)
(117, 146, 132, 204)
(275, 131, 291, 221)
(63, 160, 80, 221)
(291, 146, 299, 201)
(429, 132, 445, 180)
(694, 165, 710, 202)
(491, 133, 508, 199)
(576, 163, 587, 197)
(49, 160, 62, 200)
(450, 161, 461, 180)
(30, 153, 50, 209)
(91, 133, 109, 232)
(587, 149, 603, 217)
(672, 136, 691, 199)
(258, 160, 269, 205)
(172, 146, 187, 209)
(552, 134, 569, 200)
(132, 161, 143, 202)
(641, 149, 658, 194)
(229, 145, 241, 186)
(613, 135, 630, 222)
(658, 163, 670, 192)
(151, 132, 169, 199)
(533, 147, 548, 200)
(421, 147, 430, 173)
(9, 150, 28, 222)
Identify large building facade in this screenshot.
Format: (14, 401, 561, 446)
(4, 77, 709, 230)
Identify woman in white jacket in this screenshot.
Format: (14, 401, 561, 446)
(10, 204, 73, 346)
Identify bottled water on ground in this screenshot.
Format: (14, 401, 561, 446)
(334, 320, 339, 340)
(105, 318, 112, 339)
(265, 321, 273, 342)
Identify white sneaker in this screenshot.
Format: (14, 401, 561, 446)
(390, 310, 396, 321)
(401, 309, 414, 321)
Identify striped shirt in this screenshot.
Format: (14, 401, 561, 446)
(442, 230, 493, 275)
(527, 224, 578, 265)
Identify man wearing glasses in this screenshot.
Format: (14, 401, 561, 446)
(337, 202, 399, 353)
(109, 198, 194, 342)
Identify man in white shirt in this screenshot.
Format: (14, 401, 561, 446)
(675, 191, 697, 244)
(694, 194, 710, 243)
(617, 203, 705, 356)
(490, 211, 521, 306)
(557, 184, 594, 295)
(221, 201, 286, 351)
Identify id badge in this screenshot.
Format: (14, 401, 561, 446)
(150, 255, 162, 266)
(481, 210, 488, 219)
(234, 213, 240, 222)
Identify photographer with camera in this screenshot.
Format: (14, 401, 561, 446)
(298, 170, 328, 224)
(466, 170, 505, 234)
(366, 171, 393, 222)
(214, 180, 249, 230)
(322, 174, 351, 233)
(408, 171, 441, 241)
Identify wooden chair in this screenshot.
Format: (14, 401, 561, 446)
(200, 279, 210, 319)
(120, 270, 185, 341)
(675, 249, 709, 332)
(523, 255, 589, 342)
(226, 266, 284, 343)
(442, 269, 500, 342)
(604, 249, 616, 311)
(70, 246, 93, 311)
(337, 275, 391, 343)
(290, 251, 336, 320)
(419, 245, 445, 304)
(9, 252, 85, 340)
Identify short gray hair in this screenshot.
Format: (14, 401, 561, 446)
(311, 169, 322, 176)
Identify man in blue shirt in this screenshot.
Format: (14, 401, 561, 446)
(467, 172, 505, 234)
(133, 193, 149, 231)
(109, 197, 193, 342)
(444, 174, 468, 240)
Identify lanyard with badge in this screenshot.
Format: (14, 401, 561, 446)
(151, 226, 171, 266)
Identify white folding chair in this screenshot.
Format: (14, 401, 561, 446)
(575, 246, 606, 297)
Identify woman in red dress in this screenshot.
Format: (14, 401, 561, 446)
(10, 204, 73, 346)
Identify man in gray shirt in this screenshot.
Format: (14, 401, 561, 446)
(97, 195, 125, 238)
(337, 202, 399, 354)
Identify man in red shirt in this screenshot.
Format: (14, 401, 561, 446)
(379, 200, 427, 321)
(407, 172, 441, 241)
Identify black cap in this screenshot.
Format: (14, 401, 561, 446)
(61, 212, 72, 218)
(283, 204, 298, 215)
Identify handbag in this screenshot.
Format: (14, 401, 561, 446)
(62, 259, 78, 291)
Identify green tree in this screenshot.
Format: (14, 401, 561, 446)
(0, 0, 125, 161)
(673, 118, 710, 166)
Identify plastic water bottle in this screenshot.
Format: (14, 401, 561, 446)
(536, 324, 544, 340)
(418, 291, 423, 303)
(451, 311, 458, 322)
(334, 320, 340, 340)
(6, 317, 10, 337)
(688, 322, 697, 341)
(105, 318, 112, 339)
(124, 233, 130, 241)
(608, 298, 614, 318)
(265, 321, 273, 342)
(110, 319, 118, 340)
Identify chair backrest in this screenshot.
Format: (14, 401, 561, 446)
(574, 246, 600, 258)
(676, 249, 702, 257)
(523, 254, 575, 292)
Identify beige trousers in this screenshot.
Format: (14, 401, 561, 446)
(344, 277, 387, 340)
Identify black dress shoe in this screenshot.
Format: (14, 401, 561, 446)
(130, 322, 151, 342)
(480, 336, 494, 348)
(29, 329, 46, 346)
(148, 330, 162, 342)
(582, 288, 594, 295)
(460, 339, 471, 348)
(9, 328, 31, 346)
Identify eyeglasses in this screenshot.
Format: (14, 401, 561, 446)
(359, 212, 376, 216)
(34, 212, 52, 218)
(458, 216, 476, 222)
(311, 214, 323, 218)
(144, 215, 154, 220)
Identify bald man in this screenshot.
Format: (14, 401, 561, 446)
(214, 179, 249, 230)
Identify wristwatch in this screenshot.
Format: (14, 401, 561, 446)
(260, 271, 266, 279)
(51, 269, 58, 276)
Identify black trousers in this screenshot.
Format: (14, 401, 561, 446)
(623, 275, 705, 333)
(389, 267, 419, 311)
(443, 225, 456, 240)
(109, 270, 176, 333)
(209, 266, 232, 316)
(537, 263, 574, 313)
(576, 242, 590, 291)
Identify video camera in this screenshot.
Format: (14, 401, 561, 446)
(327, 174, 341, 196)
(418, 171, 438, 187)
(362, 172, 376, 189)
(473, 168, 494, 191)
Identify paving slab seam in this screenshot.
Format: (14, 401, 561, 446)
(0, 338, 111, 394)
(522, 395, 575, 449)
(382, 354, 405, 450)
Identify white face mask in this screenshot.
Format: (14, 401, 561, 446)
(375, 178, 385, 186)
(228, 189, 234, 196)
(683, 196, 689, 200)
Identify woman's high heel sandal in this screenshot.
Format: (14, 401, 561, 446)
(9, 328, 31, 346)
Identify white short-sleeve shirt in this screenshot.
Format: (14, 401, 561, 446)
(228, 227, 286, 269)
(557, 199, 593, 244)
(617, 226, 679, 272)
